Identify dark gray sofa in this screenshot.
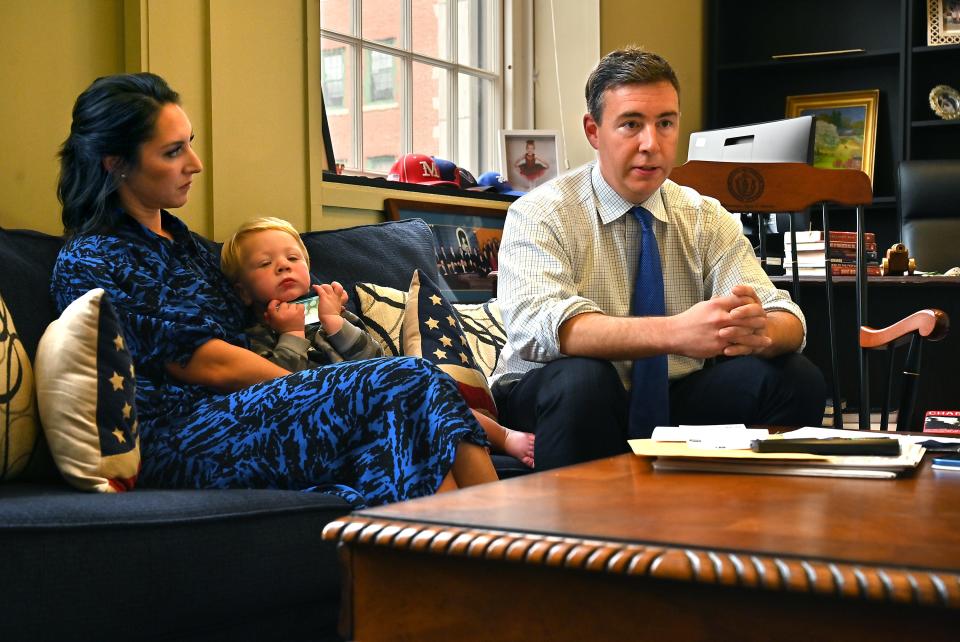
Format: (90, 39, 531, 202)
(0, 218, 524, 641)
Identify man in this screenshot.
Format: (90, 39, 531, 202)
(491, 47, 825, 471)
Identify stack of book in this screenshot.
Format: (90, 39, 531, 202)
(822, 410, 898, 430)
(783, 230, 880, 277)
(630, 427, 926, 480)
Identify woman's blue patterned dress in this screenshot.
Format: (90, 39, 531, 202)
(51, 211, 488, 507)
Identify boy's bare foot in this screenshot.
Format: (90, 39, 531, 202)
(504, 428, 535, 468)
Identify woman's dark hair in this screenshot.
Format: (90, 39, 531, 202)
(57, 72, 180, 235)
(585, 47, 680, 125)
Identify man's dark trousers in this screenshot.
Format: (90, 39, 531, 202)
(492, 354, 826, 471)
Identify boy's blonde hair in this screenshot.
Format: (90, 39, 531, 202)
(220, 216, 310, 282)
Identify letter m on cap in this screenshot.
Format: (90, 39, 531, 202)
(419, 160, 440, 179)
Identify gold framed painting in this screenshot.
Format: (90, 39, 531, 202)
(928, 0, 960, 46)
(786, 89, 879, 184)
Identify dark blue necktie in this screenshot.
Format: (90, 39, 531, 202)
(628, 206, 669, 438)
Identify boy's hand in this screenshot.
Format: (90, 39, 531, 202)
(264, 299, 306, 336)
(312, 282, 346, 315)
(334, 281, 349, 308)
(313, 282, 346, 334)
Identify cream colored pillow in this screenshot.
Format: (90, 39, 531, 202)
(34, 288, 140, 492)
(354, 281, 406, 356)
(449, 299, 507, 379)
(0, 292, 40, 480)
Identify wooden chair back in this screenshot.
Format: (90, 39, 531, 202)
(669, 161, 872, 213)
(668, 161, 936, 431)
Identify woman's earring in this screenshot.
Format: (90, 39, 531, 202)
(120, 173, 127, 180)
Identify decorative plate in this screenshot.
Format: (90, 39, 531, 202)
(929, 84, 960, 121)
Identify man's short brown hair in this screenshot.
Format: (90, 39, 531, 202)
(585, 46, 680, 124)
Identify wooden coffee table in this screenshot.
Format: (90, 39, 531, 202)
(323, 453, 960, 641)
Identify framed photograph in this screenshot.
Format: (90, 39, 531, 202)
(928, 0, 960, 46)
(930, 84, 960, 120)
(785, 89, 880, 184)
(499, 129, 563, 192)
(384, 199, 506, 303)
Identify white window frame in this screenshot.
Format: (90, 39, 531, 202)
(320, 0, 508, 174)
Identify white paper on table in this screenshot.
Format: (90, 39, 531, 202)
(651, 425, 769, 450)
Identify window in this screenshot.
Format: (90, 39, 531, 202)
(365, 42, 396, 104)
(320, 0, 502, 178)
(322, 47, 346, 109)
(365, 154, 396, 172)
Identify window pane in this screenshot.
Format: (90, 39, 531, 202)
(457, 0, 496, 70)
(412, 62, 449, 159)
(412, 0, 449, 60)
(365, 155, 396, 173)
(362, 50, 403, 172)
(364, 45, 398, 104)
(457, 73, 493, 177)
(321, 46, 346, 109)
(361, 0, 401, 46)
(320, 0, 354, 35)
(322, 39, 356, 169)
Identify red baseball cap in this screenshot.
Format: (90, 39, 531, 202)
(386, 154, 459, 187)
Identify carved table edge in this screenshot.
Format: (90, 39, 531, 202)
(322, 516, 960, 608)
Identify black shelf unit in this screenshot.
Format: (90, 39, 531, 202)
(706, 0, 958, 251)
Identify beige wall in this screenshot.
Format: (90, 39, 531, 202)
(0, 1, 703, 238)
(207, 0, 314, 239)
(0, 0, 332, 238)
(600, 0, 705, 165)
(532, 0, 600, 171)
(0, 0, 124, 235)
(131, 0, 325, 238)
(531, 0, 705, 170)
(129, 0, 213, 234)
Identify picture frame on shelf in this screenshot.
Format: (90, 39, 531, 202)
(384, 199, 506, 303)
(930, 84, 960, 120)
(785, 89, 879, 184)
(927, 0, 960, 46)
(499, 129, 562, 192)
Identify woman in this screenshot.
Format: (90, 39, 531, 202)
(52, 72, 497, 506)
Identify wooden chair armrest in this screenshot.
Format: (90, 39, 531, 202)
(859, 309, 950, 349)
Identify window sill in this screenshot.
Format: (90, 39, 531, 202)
(320, 172, 516, 211)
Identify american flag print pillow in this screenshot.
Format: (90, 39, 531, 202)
(400, 270, 498, 419)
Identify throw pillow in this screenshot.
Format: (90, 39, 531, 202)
(0, 292, 40, 480)
(355, 281, 507, 379)
(449, 300, 507, 379)
(401, 270, 498, 418)
(34, 288, 140, 492)
(354, 281, 406, 356)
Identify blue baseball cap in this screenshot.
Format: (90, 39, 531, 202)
(431, 157, 461, 187)
(477, 171, 526, 196)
